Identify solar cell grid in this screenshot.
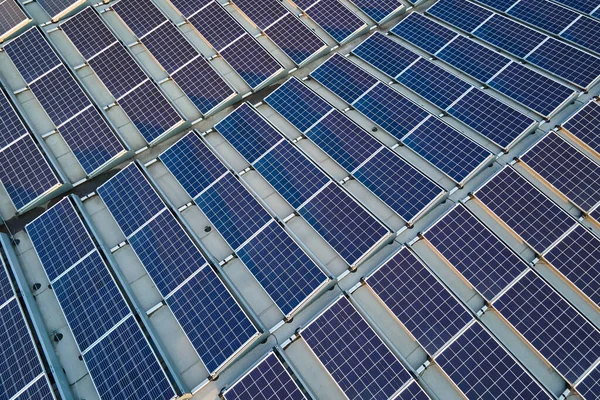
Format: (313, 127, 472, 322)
(0, 262, 13, 306)
(0, 90, 28, 149)
(141, 23, 198, 74)
(111, 0, 166, 38)
(367, 247, 472, 354)
(302, 297, 411, 399)
(424, 204, 528, 300)
(562, 101, 600, 155)
(473, 14, 546, 58)
(4, 28, 61, 84)
(0, 0, 28, 39)
(232, 0, 287, 29)
(475, 167, 576, 252)
(168, 0, 212, 18)
(37, 0, 78, 19)
(52, 250, 130, 352)
(349, 0, 402, 23)
(472, 0, 516, 11)
(561, 16, 600, 54)
(396, 381, 430, 399)
(553, 0, 600, 14)
(166, 266, 258, 373)
(495, 271, 600, 383)
(351, 32, 421, 79)
(88, 44, 148, 99)
(390, 13, 458, 54)
(578, 366, 600, 400)
(427, 0, 493, 32)
(188, 2, 245, 50)
(61, 8, 117, 60)
(265, 14, 326, 66)
(237, 221, 326, 316)
(303, 0, 366, 43)
(26, 197, 95, 282)
(14, 375, 54, 400)
(507, 0, 579, 34)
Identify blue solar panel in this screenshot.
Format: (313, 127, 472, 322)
(298, 183, 389, 265)
(310, 53, 378, 104)
(563, 101, 600, 156)
(188, 2, 245, 50)
(84, 316, 175, 400)
(14, 376, 54, 400)
(195, 173, 272, 250)
(168, 0, 212, 17)
(0, 0, 28, 39)
(0, 90, 28, 149)
(561, 16, 600, 54)
(474, 0, 516, 11)
(166, 266, 258, 373)
(302, 297, 411, 398)
(97, 163, 166, 237)
(352, 32, 421, 79)
(508, 0, 578, 34)
(403, 117, 491, 183)
(353, 83, 430, 140)
(4, 28, 61, 83)
(424, 204, 528, 300)
(142, 23, 198, 74)
(230, 0, 288, 28)
(264, 77, 332, 133)
(37, 0, 77, 19)
(397, 59, 471, 109)
(427, 0, 493, 32)
(304, 0, 366, 43)
(237, 221, 326, 316)
(224, 352, 307, 400)
(0, 264, 13, 307)
(27, 198, 95, 282)
(367, 247, 472, 354)
(390, 13, 457, 54)
(476, 167, 576, 252)
(349, 0, 402, 23)
(265, 13, 326, 66)
(111, 0, 166, 38)
(52, 251, 130, 352)
(396, 381, 430, 399)
(495, 271, 600, 383)
(578, 365, 600, 400)
(473, 15, 546, 58)
(60, 8, 117, 60)
(544, 225, 600, 308)
(553, 0, 600, 14)
(128, 211, 208, 297)
(437, 322, 551, 399)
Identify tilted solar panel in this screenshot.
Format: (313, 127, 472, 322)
(265, 14, 326, 66)
(0, 0, 28, 40)
(37, 0, 80, 20)
(188, 2, 245, 50)
(352, 32, 421, 79)
(561, 16, 600, 54)
(578, 366, 600, 400)
(0, 263, 13, 307)
(562, 101, 600, 156)
(474, 0, 517, 10)
(390, 12, 458, 54)
(0, 90, 28, 149)
(4, 28, 61, 83)
(396, 381, 430, 399)
(508, 0, 579, 34)
(168, 0, 212, 18)
(349, 0, 403, 23)
(88, 44, 149, 98)
(473, 14, 546, 58)
(303, 0, 366, 43)
(111, 0, 166, 38)
(232, 0, 288, 29)
(60, 7, 117, 60)
(13, 375, 54, 400)
(427, 0, 493, 32)
(552, 0, 600, 14)
(142, 22, 198, 74)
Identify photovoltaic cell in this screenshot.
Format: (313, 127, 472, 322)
(427, 0, 493, 32)
(166, 266, 258, 373)
(60, 8, 117, 60)
(237, 222, 326, 316)
(437, 322, 550, 399)
(84, 316, 175, 400)
(224, 352, 307, 400)
(88, 44, 148, 99)
(562, 16, 600, 54)
(425, 205, 528, 300)
(552, 0, 600, 14)
(495, 272, 600, 383)
(0, 90, 28, 149)
(304, 0, 365, 43)
(52, 251, 130, 352)
(111, 0, 166, 38)
(367, 248, 472, 354)
(508, 0, 578, 34)
(352, 32, 421, 79)
(562, 101, 600, 155)
(188, 2, 245, 50)
(26, 197, 94, 282)
(265, 14, 326, 66)
(14, 376, 54, 400)
(0, 0, 28, 39)
(302, 297, 411, 399)
(97, 163, 166, 237)
(473, 15, 546, 58)
(390, 13, 457, 54)
(37, 0, 78, 19)
(396, 381, 430, 399)
(232, 0, 288, 29)
(349, 0, 402, 23)
(4, 28, 61, 83)
(0, 265, 13, 307)
(474, 0, 516, 10)
(578, 366, 600, 400)
(476, 167, 576, 252)
(168, 0, 212, 18)
(195, 174, 272, 250)
(142, 23, 198, 73)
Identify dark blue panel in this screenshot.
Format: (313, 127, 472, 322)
(111, 0, 167, 38)
(353, 83, 430, 140)
(88, 44, 148, 99)
(472, 0, 516, 11)
(160, 132, 228, 197)
(403, 117, 491, 183)
(84, 317, 174, 400)
(577, 365, 600, 400)
(61, 8, 117, 60)
(427, 0, 493, 32)
(299, 183, 388, 265)
(553, 0, 600, 13)
(0, 91, 28, 149)
(305, 0, 365, 43)
(4, 28, 61, 83)
(265, 13, 326, 66)
(214, 103, 282, 163)
(508, 0, 578, 34)
(142, 22, 198, 73)
(396, 381, 430, 399)
(368, 248, 471, 354)
(14, 376, 53, 400)
(563, 101, 600, 155)
(495, 272, 600, 383)
(253, 141, 329, 209)
(0, 264, 13, 307)
(188, 2, 245, 50)
(302, 297, 411, 399)
(237, 222, 326, 316)
(473, 15, 546, 58)
(352, 32, 421, 79)
(167, 266, 258, 373)
(168, 0, 212, 17)
(390, 13, 457, 54)
(310, 53, 378, 104)
(562, 16, 600, 54)
(37, 0, 76, 18)
(195, 174, 272, 250)
(129, 211, 208, 297)
(230, 0, 288, 29)
(97, 163, 165, 237)
(425, 205, 528, 300)
(476, 167, 575, 252)
(27, 198, 95, 282)
(53, 251, 129, 351)
(350, 0, 402, 23)
(264, 77, 332, 133)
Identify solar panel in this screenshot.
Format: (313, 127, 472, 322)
(0, 90, 28, 149)
(232, 0, 288, 29)
(160, 132, 228, 198)
(544, 225, 600, 308)
(168, 0, 212, 17)
(351, 32, 421, 79)
(298, 183, 389, 266)
(52, 250, 130, 352)
(166, 266, 258, 373)
(118, 80, 182, 144)
(60, 8, 117, 60)
(508, 0, 578, 34)
(88, 44, 148, 99)
(473, 0, 516, 11)
(352, 83, 430, 140)
(0, 0, 28, 39)
(552, 0, 600, 14)
(14, 375, 54, 400)
(188, 2, 245, 50)
(436, 322, 550, 399)
(578, 366, 600, 400)
(303, 0, 366, 43)
(224, 352, 307, 400)
(264, 77, 332, 133)
(473, 15, 546, 58)
(195, 173, 272, 250)
(302, 296, 411, 399)
(475, 167, 576, 252)
(4, 28, 61, 83)
(390, 13, 458, 54)
(367, 247, 472, 354)
(404, 117, 492, 184)
(427, 0, 493, 32)
(349, 0, 402, 23)
(129, 211, 208, 297)
(310, 54, 378, 104)
(97, 163, 166, 237)
(562, 101, 600, 156)
(237, 221, 326, 316)
(26, 197, 95, 282)
(396, 381, 430, 399)
(111, 0, 166, 38)
(214, 103, 282, 164)
(494, 271, 600, 383)
(0, 135, 60, 211)
(265, 14, 326, 66)
(561, 16, 600, 54)
(37, 0, 79, 19)
(83, 316, 175, 400)
(0, 265, 13, 307)
(142, 23, 198, 74)
(254, 141, 330, 209)
(424, 204, 528, 300)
